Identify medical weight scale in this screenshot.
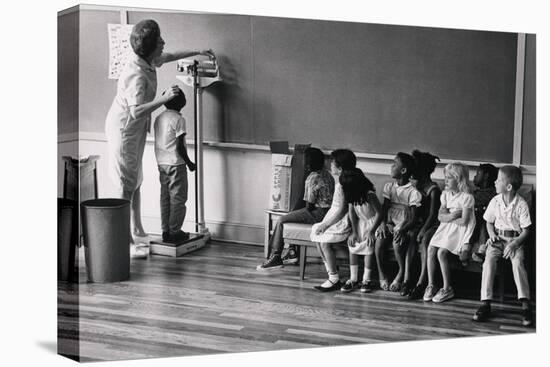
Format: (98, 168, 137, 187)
(149, 56, 221, 257)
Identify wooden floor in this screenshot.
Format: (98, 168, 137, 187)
(58, 241, 535, 362)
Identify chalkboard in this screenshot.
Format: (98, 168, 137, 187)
(252, 18, 517, 162)
(75, 9, 524, 163)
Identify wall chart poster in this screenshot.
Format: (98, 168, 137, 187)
(107, 23, 133, 79)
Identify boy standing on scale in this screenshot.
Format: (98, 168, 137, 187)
(154, 87, 196, 243)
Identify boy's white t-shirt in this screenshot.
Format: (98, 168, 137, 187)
(154, 110, 186, 166)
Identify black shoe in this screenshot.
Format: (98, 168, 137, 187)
(400, 282, 413, 297)
(473, 304, 491, 322)
(282, 247, 299, 265)
(165, 230, 190, 244)
(407, 285, 425, 300)
(522, 308, 533, 327)
(256, 255, 284, 271)
(314, 280, 342, 292)
(340, 279, 358, 293)
(360, 281, 374, 293)
(162, 231, 169, 242)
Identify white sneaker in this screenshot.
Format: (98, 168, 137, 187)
(423, 284, 437, 302)
(432, 287, 455, 303)
(130, 245, 148, 259)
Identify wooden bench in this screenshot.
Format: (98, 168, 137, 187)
(279, 174, 535, 301)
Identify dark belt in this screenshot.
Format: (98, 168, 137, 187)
(496, 228, 520, 238)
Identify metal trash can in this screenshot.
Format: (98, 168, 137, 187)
(58, 198, 77, 282)
(81, 199, 130, 282)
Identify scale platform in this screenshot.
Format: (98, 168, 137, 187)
(149, 232, 209, 257)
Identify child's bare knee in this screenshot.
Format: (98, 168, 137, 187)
(320, 242, 331, 251)
(428, 246, 438, 257)
(437, 248, 449, 260)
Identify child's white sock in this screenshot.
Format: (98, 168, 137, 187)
(320, 272, 340, 288)
(350, 265, 358, 282)
(363, 268, 373, 282)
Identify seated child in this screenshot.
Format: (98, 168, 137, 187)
(339, 168, 383, 293)
(311, 149, 357, 291)
(375, 152, 422, 292)
(424, 162, 475, 303)
(404, 150, 441, 299)
(257, 147, 334, 270)
(154, 87, 196, 244)
(470, 163, 498, 262)
(473, 165, 533, 327)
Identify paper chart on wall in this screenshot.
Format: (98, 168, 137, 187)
(108, 23, 134, 79)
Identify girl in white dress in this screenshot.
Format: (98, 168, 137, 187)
(311, 149, 357, 292)
(424, 162, 476, 303)
(339, 169, 383, 293)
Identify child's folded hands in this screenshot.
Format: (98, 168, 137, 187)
(375, 223, 389, 239)
(314, 224, 327, 235)
(486, 234, 501, 246)
(347, 233, 357, 247)
(366, 231, 376, 247)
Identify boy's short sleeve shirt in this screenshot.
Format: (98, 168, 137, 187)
(173, 116, 186, 138)
(483, 194, 531, 231)
(154, 110, 186, 166)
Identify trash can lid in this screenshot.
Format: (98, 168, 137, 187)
(81, 198, 130, 208)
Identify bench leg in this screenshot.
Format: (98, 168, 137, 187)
(299, 246, 307, 280)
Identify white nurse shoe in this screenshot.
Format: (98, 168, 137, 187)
(130, 244, 148, 259)
(132, 234, 151, 247)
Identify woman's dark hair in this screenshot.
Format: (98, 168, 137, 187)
(396, 152, 416, 178)
(304, 147, 326, 171)
(330, 149, 357, 171)
(163, 87, 186, 111)
(411, 150, 440, 179)
(130, 19, 161, 58)
(339, 168, 375, 206)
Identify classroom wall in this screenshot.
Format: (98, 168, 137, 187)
(74, 8, 530, 164)
(57, 7, 537, 246)
(58, 136, 536, 245)
(58, 11, 79, 136)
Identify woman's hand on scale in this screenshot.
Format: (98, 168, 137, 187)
(200, 49, 216, 60)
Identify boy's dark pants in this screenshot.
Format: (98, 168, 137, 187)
(158, 164, 188, 234)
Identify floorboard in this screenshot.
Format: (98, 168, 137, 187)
(57, 241, 535, 362)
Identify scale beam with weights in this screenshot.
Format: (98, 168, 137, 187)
(150, 56, 221, 257)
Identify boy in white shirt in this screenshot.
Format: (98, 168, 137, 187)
(154, 87, 196, 243)
(473, 165, 533, 326)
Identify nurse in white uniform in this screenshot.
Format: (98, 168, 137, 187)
(105, 19, 212, 258)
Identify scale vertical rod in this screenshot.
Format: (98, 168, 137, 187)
(193, 62, 199, 234)
(196, 88, 205, 232)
